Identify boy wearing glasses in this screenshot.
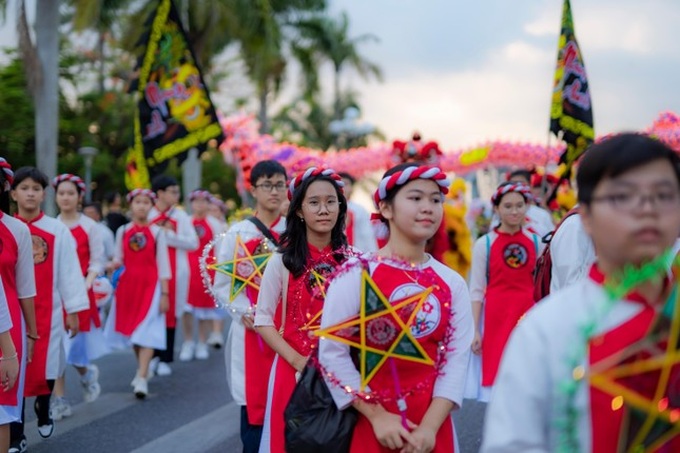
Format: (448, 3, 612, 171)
(214, 160, 287, 453)
(148, 175, 199, 377)
(483, 133, 680, 452)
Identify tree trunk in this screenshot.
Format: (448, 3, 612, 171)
(258, 83, 269, 134)
(333, 66, 341, 120)
(35, 0, 60, 215)
(98, 30, 105, 94)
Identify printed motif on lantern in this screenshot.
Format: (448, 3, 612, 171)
(31, 235, 49, 264)
(390, 283, 441, 338)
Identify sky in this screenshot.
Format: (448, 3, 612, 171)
(1, 0, 678, 153)
(316, 0, 680, 150)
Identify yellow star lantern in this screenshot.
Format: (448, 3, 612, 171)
(315, 268, 434, 390)
(208, 235, 271, 302)
(301, 269, 328, 331)
(589, 288, 680, 451)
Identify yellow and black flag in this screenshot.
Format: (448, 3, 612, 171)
(125, 0, 224, 189)
(550, 0, 594, 177)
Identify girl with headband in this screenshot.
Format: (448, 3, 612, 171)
(0, 158, 34, 453)
(318, 163, 474, 453)
(105, 189, 171, 399)
(180, 190, 223, 361)
(465, 181, 542, 403)
(254, 167, 351, 453)
(51, 174, 107, 418)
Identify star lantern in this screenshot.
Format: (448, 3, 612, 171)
(208, 235, 271, 302)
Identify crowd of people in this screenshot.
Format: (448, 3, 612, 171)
(0, 131, 679, 453)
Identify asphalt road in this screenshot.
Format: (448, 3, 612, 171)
(21, 318, 486, 452)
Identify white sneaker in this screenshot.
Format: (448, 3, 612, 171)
(148, 357, 160, 379)
(133, 377, 148, 399)
(156, 362, 172, 376)
(81, 364, 101, 403)
(195, 343, 209, 360)
(50, 397, 73, 421)
(37, 419, 54, 438)
(178, 341, 195, 361)
(207, 332, 224, 349)
(131, 372, 141, 387)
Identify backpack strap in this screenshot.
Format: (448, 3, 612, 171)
(533, 233, 539, 255)
(247, 216, 279, 247)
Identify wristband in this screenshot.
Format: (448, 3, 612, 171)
(0, 352, 18, 361)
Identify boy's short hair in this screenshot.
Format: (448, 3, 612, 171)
(508, 169, 532, 184)
(104, 190, 120, 204)
(250, 160, 287, 187)
(338, 172, 356, 185)
(151, 174, 179, 193)
(83, 201, 103, 218)
(576, 133, 680, 205)
(11, 167, 49, 189)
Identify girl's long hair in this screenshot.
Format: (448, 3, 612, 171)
(0, 171, 9, 214)
(279, 175, 348, 277)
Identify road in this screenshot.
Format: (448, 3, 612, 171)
(22, 319, 486, 452)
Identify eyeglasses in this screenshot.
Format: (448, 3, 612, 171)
(302, 199, 341, 212)
(255, 182, 286, 192)
(591, 191, 680, 212)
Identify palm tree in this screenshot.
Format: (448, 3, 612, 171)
(295, 11, 382, 119)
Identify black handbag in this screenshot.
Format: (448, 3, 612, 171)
(284, 357, 358, 453)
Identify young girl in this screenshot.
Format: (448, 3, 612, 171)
(254, 167, 349, 453)
(105, 189, 170, 398)
(466, 182, 542, 402)
(0, 158, 36, 453)
(318, 163, 473, 453)
(52, 173, 107, 416)
(180, 189, 224, 361)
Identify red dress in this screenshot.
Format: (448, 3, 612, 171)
(348, 263, 455, 452)
(266, 245, 341, 453)
(114, 225, 159, 336)
(243, 235, 281, 426)
(482, 228, 537, 386)
(187, 217, 215, 310)
(0, 212, 31, 407)
(69, 224, 101, 331)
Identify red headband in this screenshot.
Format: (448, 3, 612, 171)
(52, 173, 86, 193)
(0, 158, 13, 191)
(373, 165, 450, 208)
(126, 188, 157, 204)
(288, 167, 344, 200)
(491, 183, 532, 205)
(189, 190, 211, 201)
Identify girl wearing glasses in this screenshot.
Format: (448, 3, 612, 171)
(466, 182, 542, 403)
(254, 167, 350, 453)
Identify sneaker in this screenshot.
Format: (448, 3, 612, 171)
(148, 357, 160, 379)
(207, 331, 224, 349)
(81, 364, 101, 403)
(133, 377, 148, 399)
(8, 437, 27, 453)
(195, 342, 209, 360)
(178, 341, 195, 361)
(37, 419, 55, 438)
(50, 397, 73, 421)
(156, 362, 172, 376)
(34, 399, 54, 438)
(131, 372, 141, 388)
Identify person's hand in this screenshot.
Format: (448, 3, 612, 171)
(26, 336, 36, 363)
(472, 330, 482, 355)
(159, 294, 169, 314)
(241, 313, 255, 330)
(401, 425, 436, 453)
(66, 313, 80, 338)
(85, 273, 97, 290)
(0, 353, 18, 391)
(291, 353, 308, 373)
(368, 410, 417, 450)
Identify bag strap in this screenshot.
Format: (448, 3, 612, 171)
(278, 262, 290, 335)
(248, 216, 279, 247)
